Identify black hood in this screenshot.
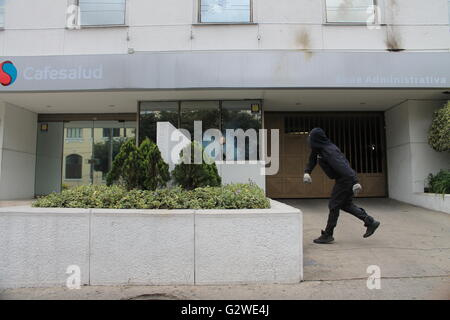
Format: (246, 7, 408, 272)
(308, 128, 331, 150)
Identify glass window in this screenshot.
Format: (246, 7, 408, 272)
(139, 100, 262, 161)
(102, 128, 120, 138)
(139, 102, 179, 143)
(181, 101, 220, 160)
(325, 0, 375, 24)
(200, 0, 251, 23)
(180, 101, 220, 141)
(79, 0, 126, 26)
(65, 154, 83, 179)
(67, 128, 83, 139)
(222, 100, 262, 161)
(93, 123, 135, 183)
(0, 0, 4, 28)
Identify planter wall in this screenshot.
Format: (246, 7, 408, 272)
(0, 200, 302, 289)
(411, 193, 450, 214)
(90, 209, 195, 286)
(0, 208, 91, 289)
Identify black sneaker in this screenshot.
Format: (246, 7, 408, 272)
(313, 230, 334, 244)
(364, 220, 380, 238)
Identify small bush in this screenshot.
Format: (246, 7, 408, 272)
(427, 170, 450, 195)
(33, 184, 270, 210)
(106, 138, 170, 191)
(172, 142, 221, 190)
(428, 101, 450, 153)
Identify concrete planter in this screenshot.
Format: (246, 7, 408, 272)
(412, 193, 450, 214)
(0, 200, 302, 289)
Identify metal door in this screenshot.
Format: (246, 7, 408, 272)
(265, 112, 387, 198)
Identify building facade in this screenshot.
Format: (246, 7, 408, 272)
(0, 0, 449, 212)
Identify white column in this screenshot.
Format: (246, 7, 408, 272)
(0, 103, 37, 200)
(385, 100, 450, 213)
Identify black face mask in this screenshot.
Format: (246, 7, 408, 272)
(308, 128, 331, 150)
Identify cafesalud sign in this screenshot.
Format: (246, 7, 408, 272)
(0, 51, 448, 92)
(23, 65, 103, 81)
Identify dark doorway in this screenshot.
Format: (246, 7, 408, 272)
(265, 112, 387, 198)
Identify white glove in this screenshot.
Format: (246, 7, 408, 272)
(303, 173, 312, 184)
(353, 183, 363, 195)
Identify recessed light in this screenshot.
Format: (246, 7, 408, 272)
(108, 105, 115, 108)
(46, 105, 53, 108)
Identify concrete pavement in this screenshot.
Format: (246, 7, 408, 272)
(1, 198, 449, 300)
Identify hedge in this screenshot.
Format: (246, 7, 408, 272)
(428, 101, 450, 153)
(32, 184, 270, 210)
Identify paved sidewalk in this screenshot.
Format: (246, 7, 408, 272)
(0, 200, 33, 207)
(1, 198, 449, 300)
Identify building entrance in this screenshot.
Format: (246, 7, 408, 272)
(265, 112, 387, 198)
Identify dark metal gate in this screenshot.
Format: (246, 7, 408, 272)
(265, 112, 387, 198)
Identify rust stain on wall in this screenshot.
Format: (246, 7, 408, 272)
(385, 0, 404, 51)
(296, 29, 313, 60)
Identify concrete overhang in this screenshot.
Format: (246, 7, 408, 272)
(0, 88, 448, 114)
(0, 51, 448, 113)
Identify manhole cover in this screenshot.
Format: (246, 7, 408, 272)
(125, 293, 180, 300)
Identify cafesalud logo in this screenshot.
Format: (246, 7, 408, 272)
(0, 61, 17, 86)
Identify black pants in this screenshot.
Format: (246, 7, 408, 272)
(325, 177, 373, 235)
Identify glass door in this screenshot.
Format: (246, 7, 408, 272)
(62, 121, 136, 188)
(92, 121, 136, 185)
(62, 121, 94, 189)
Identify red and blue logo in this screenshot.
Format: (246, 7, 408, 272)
(0, 61, 18, 86)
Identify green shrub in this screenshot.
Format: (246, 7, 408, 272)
(172, 142, 221, 190)
(427, 170, 450, 195)
(33, 184, 270, 210)
(428, 101, 450, 152)
(106, 138, 170, 191)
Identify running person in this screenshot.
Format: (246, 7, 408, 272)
(303, 128, 380, 244)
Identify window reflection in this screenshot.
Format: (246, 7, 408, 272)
(79, 0, 126, 26)
(139, 100, 262, 162)
(222, 101, 261, 161)
(180, 101, 220, 140)
(65, 154, 83, 180)
(325, 0, 375, 23)
(0, 0, 5, 28)
(200, 0, 251, 23)
(62, 121, 136, 188)
(139, 102, 179, 143)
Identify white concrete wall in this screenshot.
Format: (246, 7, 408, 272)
(195, 201, 303, 284)
(0, 207, 90, 289)
(0, 103, 37, 200)
(385, 100, 450, 213)
(0, 200, 303, 288)
(90, 209, 195, 286)
(0, 0, 448, 56)
(407, 101, 450, 193)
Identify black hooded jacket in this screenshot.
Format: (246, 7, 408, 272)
(305, 128, 358, 184)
